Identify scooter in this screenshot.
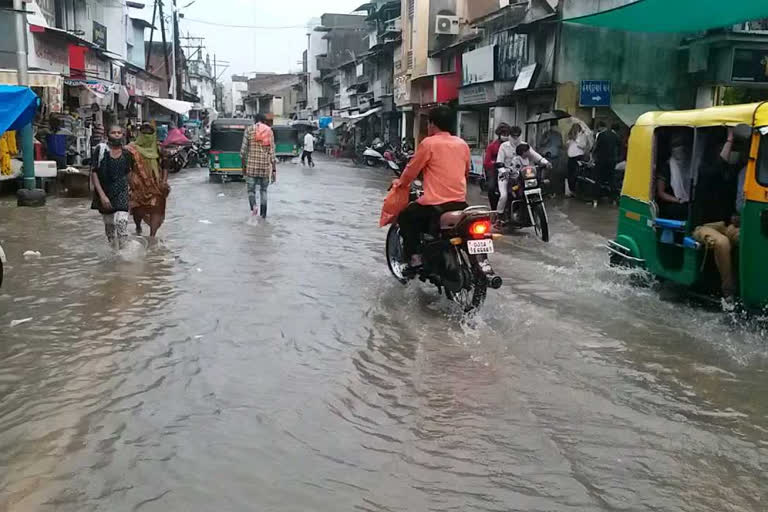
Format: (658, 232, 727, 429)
(362, 141, 390, 167)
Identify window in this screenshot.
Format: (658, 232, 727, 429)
(758, 133, 768, 187)
(440, 54, 455, 73)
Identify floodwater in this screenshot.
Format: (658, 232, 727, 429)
(0, 160, 766, 512)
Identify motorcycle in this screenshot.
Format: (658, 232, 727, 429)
(183, 143, 204, 168)
(163, 145, 185, 174)
(574, 159, 625, 206)
(385, 173, 502, 312)
(496, 162, 551, 242)
(383, 145, 413, 173)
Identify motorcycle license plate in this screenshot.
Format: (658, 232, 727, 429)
(467, 239, 494, 254)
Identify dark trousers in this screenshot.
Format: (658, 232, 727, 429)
(485, 167, 499, 210)
(398, 201, 468, 258)
(567, 156, 583, 193)
(301, 150, 314, 166)
(596, 159, 615, 185)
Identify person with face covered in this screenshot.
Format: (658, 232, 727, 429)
(127, 122, 169, 238)
(91, 125, 133, 249)
(496, 125, 544, 169)
(483, 123, 511, 210)
(655, 132, 692, 220)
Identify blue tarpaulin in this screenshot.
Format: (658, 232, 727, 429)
(0, 85, 39, 135)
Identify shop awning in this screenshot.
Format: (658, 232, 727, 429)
(147, 97, 194, 115)
(0, 86, 39, 135)
(611, 103, 671, 127)
(564, 0, 768, 33)
(0, 69, 62, 88)
(348, 106, 383, 125)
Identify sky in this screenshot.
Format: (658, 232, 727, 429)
(141, 0, 363, 80)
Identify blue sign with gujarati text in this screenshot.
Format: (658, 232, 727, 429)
(579, 80, 611, 107)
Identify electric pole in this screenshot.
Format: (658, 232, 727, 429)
(173, 0, 183, 100)
(13, 0, 44, 205)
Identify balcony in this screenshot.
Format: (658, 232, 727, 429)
(384, 17, 402, 35)
(316, 56, 332, 71)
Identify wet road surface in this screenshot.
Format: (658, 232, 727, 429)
(0, 159, 766, 511)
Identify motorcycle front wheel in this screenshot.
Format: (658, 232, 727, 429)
(385, 223, 408, 285)
(365, 157, 378, 167)
(445, 251, 487, 313)
(531, 202, 550, 242)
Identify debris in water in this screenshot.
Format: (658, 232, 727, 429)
(23, 250, 41, 259)
(217, 193, 225, 197)
(196, 268, 202, 272)
(10, 317, 33, 327)
(198, 219, 212, 224)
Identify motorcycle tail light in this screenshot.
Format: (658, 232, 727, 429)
(468, 219, 491, 238)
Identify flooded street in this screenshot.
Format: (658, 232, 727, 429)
(0, 159, 766, 511)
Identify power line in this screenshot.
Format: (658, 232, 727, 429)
(181, 17, 367, 30)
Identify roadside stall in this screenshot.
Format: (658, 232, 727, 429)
(0, 86, 40, 192)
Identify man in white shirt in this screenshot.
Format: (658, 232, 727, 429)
(302, 131, 315, 167)
(496, 125, 544, 168)
(497, 143, 550, 219)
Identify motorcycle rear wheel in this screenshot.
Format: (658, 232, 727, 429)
(445, 252, 487, 313)
(365, 157, 378, 167)
(385, 224, 408, 285)
(532, 203, 550, 242)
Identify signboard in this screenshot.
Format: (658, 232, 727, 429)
(491, 31, 527, 82)
(394, 75, 411, 106)
(579, 80, 611, 107)
(513, 63, 536, 91)
(461, 45, 495, 87)
(93, 21, 107, 49)
(459, 83, 496, 105)
(731, 48, 768, 83)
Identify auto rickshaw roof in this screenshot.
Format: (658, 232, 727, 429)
(635, 102, 768, 128)
(212, 118, 250, 128)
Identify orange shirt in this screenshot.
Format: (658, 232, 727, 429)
(399, 132, 470, 206)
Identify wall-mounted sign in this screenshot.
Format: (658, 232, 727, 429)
(459, 83, 496, 105)
(579, 80, 611, 107)
(462, 45, 495, 86)
(93, 21, 107, 49)
(731, 48, 768, 84)
(514, 63, 537, 91)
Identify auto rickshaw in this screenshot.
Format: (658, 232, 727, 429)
(273, 125, 300, 162)
(607, 102, 768, 310)
(208, 118, 248, 182)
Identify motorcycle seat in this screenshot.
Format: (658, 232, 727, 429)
(440, 211, 464, 230)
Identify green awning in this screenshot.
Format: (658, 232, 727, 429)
(564, 0, 768, 33)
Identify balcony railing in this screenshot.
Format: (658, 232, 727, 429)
(316, 56, 332, 71)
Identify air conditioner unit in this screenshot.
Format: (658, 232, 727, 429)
(435, 15, 460, 35)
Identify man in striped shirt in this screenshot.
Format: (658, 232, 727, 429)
(240, 113, 277, 218)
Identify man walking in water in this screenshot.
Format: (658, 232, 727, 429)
(302, 130, 315, 167)
(240, 113, 277, 218)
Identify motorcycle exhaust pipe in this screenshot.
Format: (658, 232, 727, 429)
(489, 275, 503, 289)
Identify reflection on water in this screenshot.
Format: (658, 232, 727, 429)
(0, 164, 766, 511)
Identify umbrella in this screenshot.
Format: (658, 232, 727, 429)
(525, 110, 571, 125)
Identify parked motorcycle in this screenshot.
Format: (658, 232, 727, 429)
(383, 145, 413, 173)
(385, 172, 502, 312)
(574, 159, 625, 206)
(163, 146, 185, 174)
(496, 162, 550, 242)
(183, 143, 204, 168)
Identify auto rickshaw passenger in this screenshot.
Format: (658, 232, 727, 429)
(691, 128, 748, 299)
(655, 132, 692, 220)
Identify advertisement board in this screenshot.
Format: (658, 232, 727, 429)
(461, 45, 495, 87)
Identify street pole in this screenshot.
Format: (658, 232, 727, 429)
(170, 0, 177, 99)
(173, 0, 183, 101)
(14, 0, 44, 205)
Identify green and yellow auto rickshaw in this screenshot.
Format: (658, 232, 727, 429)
(208, 118, 248, 182)
(608, 102, 768, 310)
(273, 125, 300, 162)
